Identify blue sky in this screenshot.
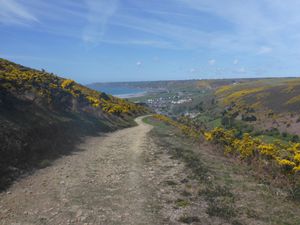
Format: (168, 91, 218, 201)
(1, 0, 300, 83)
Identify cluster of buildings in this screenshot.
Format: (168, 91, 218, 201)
(145, 95, 193, 114)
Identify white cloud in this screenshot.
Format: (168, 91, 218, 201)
(110, 14, 213, 49)
(136, 61, 142, 66)
(3, 0, 300, 60)
(175, 0, 300, 56)
(233, 59, 239, 65)
(208, 59, 216, 65)
(82, 0, 119, 43)
(0, 0, 38, 25)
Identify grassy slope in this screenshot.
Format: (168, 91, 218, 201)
(211, 78, 300, 136)
(0, 58, 147, 189)
(145, 116, 300, 225)
(216, 78, 300, 112)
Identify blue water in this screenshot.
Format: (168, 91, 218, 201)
(90, 86, 146, 97)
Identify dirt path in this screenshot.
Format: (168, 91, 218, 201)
(3, 116, 298, 225)
(0, 116, 184, 225)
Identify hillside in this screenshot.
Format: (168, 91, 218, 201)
(125, 78, 300, 193)
(0, 58, 147, 189)
(215, 78, 300, 135)
(216, 78, 300, 112)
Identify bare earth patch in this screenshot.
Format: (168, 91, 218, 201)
(0, 117, 188, 224)
(1, 116, 300, 225)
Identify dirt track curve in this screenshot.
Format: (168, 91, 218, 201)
(0, 116, 186, 225)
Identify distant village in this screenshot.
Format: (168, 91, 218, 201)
(144, 94, 193, 115)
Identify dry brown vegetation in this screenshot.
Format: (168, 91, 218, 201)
(214, 78, 300, 136)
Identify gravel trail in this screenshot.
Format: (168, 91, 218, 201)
(0, 116, 182, 225)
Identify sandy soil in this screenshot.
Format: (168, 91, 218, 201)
(0, 116, 189, 225)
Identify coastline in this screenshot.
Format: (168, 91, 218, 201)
(115, 91, 147, 99)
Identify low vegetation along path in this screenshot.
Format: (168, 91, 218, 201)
(0, 116, 177, 225)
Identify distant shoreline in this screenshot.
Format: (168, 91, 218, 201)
(115, 92, 147, 99)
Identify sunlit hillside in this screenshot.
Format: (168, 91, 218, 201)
(0, 58, 146, 116)
(215, 78, 300, 135)
(0, 58, 147, 189)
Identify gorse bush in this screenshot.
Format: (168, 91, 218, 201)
(0, 58, 146, 115)
(204, 127, 300, 173)
(152, 114, 200, 139)
(61, 79, 74, 89)
(153, 114, 300, 177)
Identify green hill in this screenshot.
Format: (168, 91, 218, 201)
(0, 58, 147, 189)
(216, 78, 300, 112)
(214, 78, 300, 136)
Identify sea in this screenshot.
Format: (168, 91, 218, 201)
(91, 86, 147, 98)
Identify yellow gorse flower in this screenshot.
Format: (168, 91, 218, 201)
(277, 159, 296, 167)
